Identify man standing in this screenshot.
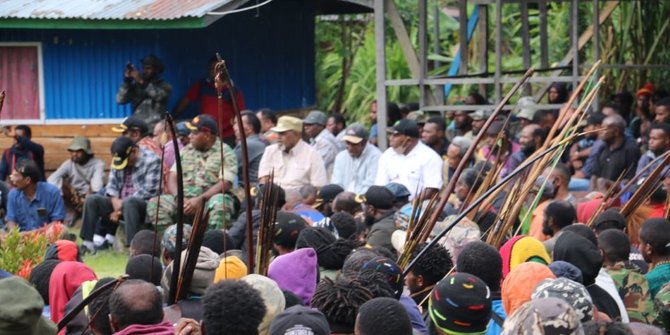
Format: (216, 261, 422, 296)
(331, 124, 381, 194)
(233, 111, 266, 186)
(258, 116, 328, 191)
(149, 115, 239, 230)
(303, 110, 339, 178)
(5, 160, 65, 231)
(47, 136, 105, 220)
(116, 55, 172, 129)
(421, 116, 449, 157)
(174, 56, 245, 147)
(0, 125, 45, 182)
(375, 120, 443, 199)
(79, 136, 161, 253)
(591, 115, 640, 190)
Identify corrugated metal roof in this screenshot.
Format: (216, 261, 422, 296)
(0, 0, 235, 20)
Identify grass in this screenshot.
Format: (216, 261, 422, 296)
(83, 251, 128, 278)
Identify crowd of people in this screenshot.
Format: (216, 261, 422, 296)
(1, 55, 670, 334)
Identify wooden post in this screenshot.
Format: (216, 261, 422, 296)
(521, 0, 531, 95)
(593, 0, 600, 111)
(459, 0, 469, 75)
(375, 0, 388, 150)
(419, 0, 428, 108)
(539, 0, 549, 69)
(434, 4, 445, 104)
(478, 4, 488, 97)
(571, 0, 579, 94)
(495, 0, 502, 102)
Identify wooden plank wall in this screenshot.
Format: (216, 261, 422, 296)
(0, 124, 118, 174)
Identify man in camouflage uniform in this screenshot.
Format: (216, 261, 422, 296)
(148, 115, 238, 230)
(599, 229, 657, 323)
(654, 282, 670, 330)
(116, 55, 172, 129)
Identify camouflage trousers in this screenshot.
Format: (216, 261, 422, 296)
(147, 193, 236, 230)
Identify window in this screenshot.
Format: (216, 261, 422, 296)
(0, 43, 43, 120)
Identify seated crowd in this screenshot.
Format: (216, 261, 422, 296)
(2, 83, 670, 334)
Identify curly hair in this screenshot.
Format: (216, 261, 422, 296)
(202, 280, 267, 335)
(356, 269, 396, 299)
(330, 211, 357, 239)
(456, 241, 502, 291)
(410, 242, 452, 285)
(311, 276, 374, 333)
(357, 297, 412, 335)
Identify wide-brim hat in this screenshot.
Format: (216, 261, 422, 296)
(67, 136, 93, 155)
(271, 116, 303, 133)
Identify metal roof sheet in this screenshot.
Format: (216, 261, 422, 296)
(0, 0, 235, 20)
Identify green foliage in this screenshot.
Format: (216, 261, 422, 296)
(0, 228, 48, 277)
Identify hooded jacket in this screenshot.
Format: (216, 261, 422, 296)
(48, 261, 97, 327)
(161, 246, 220, 296)
(268, 247, 318, 306)
(501, 262, 556, 315)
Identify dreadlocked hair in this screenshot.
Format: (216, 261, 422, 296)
(356, 269, 396, 299)
(311, 276, 374, 333)
(410, 242, 452, 285)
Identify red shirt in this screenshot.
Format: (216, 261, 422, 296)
(185, 78, 245, 139)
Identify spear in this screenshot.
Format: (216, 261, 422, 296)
(166, 114, 185, 305)
(420, 68, 535, 245)
(403, 133, 579, 276)
(215, 55, 254, 273)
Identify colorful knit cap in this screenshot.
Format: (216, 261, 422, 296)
(360, 256, 404, 299)
(499, 235, 551, 279)
(429, 273, 492, 335)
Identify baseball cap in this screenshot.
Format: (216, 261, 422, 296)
(269, 305, 330, 335)
(176, 121, 190, 136)
(429, 273, 492, 334)
(273, 211, 308, 249)
(471, 109, 492, 121)
(341, 124, 368, 144)
(112, 116, 149, 135)
(67, 136, 93, 155)
(272, 116, 303, 133)
(384, 182, 411, 201)
(387, 119, 420, 138)
(314, 184, 344, 209)
(186, 115, 219, 135)
(110, 136, 137, 170)
(593, 208, 626, 231)
(355, 185, 395, 210)
(303, 111, 328, 126)
(515, 96, 537, 121)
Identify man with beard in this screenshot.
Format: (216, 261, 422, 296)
(116, 54, 172, 129)
(470, 109, 491, 136)
(258, 116, 328, 191)
(357, 185, 397, 253)
(541, 200, 576, 255)
(446, 110, 473, 142)
(637, 122, 670, 179)
(47, 136, 105, 222)
(591, 114, 640, 191)
(421, 116, 449, 156)
(504, 124, 546, 178)
(375, 120, 443, 199)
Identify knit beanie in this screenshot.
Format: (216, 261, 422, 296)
(499, 235, 551, 279)
(242, 274, 286, 335)
(214, 256, 248, 282)
(268, 248, 318, 306)
(428, 273, 492, 335)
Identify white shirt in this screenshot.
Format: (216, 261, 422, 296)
(258, 140, 328, 191)
(596, 268, 630, 323)
(310, 128, 340, 178)
(375, 141, 443, 198)
(331, 143, 382, 194)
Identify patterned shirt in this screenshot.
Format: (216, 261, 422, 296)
(605, 261, 657, 323)
(172, 139, 237, 198)
(106, 148, 161, 200)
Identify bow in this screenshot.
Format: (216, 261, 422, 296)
(165, 113, 185, 305)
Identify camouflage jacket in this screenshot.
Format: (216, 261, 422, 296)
(605, 262, 657, 324)
(172, 139, 237, 198)
(654, 282, 670, 330)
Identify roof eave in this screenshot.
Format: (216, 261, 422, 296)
(0, 17, 207, 29)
